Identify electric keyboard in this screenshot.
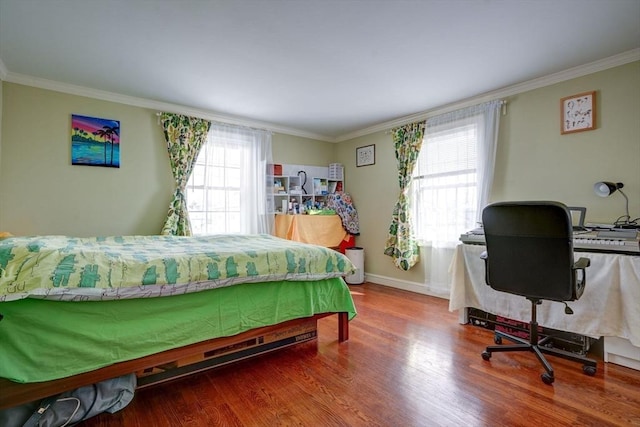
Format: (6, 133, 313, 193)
(459, 230, 640, 254)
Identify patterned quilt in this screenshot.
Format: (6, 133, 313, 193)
(0, 234, 354, 301)
(327, 193, 360, 235)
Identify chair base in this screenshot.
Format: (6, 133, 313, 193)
(482, 329, 597, 384)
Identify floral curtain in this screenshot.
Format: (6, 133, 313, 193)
(383, 121, 426, 270)
(159, 113, 211, 236)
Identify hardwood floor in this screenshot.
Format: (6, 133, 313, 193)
(83, 283, 640, 427)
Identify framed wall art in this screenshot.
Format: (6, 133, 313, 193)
(560, 91, 596, 135)
(356, 144, 375, 167)
(71, 114, 121, 167)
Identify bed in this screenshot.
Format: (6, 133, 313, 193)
(0, 234, 357, 409)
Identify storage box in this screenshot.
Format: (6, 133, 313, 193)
(468, 307, 496, 330)
(268, 163, 283, 175)
(329, 163, 343, 180)
(468, 308, 594, 355)
(495, 315, 543, 340)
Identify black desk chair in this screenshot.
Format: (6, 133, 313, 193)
(479, 201, 597, 384)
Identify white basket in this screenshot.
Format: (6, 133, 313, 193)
(329, 163, 343, 180)
(345, 247, 364, 284)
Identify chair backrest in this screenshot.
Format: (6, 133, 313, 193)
(481, 201, 576, 301)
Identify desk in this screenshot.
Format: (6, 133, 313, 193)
(449, 244, 640, 369)
(274, 214, 349, 248)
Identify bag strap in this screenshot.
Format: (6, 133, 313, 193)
(21, 395, 60, 427)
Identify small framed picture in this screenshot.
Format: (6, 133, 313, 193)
(561, 91, 596, 134)
(356, 144, 375, 167)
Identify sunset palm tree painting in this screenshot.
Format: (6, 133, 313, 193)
(71, 114, 121, 167)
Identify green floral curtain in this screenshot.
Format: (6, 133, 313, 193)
(383, 121, 426, 270)
(159, 113, 212, 236)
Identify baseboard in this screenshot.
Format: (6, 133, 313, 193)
(364, 273, 450, 299)
(604, 337, 640, 371)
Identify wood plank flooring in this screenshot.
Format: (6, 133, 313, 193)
(83, 283, 640, 427)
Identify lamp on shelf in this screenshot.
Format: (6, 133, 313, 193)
(593, 181, 638, 228)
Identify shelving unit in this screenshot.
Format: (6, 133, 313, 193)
(273, 175, 302, 214)
(270, 164, 344, 214)
(311, 178, 343, 205)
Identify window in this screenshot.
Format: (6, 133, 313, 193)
(187, 136, 241, 234)
(185, 124, 273, 235)
(410, 114, 482, 247)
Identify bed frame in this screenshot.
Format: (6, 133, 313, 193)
(0, 312, 349, 410)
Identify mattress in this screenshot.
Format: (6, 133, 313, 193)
(0, 234, 354, 301)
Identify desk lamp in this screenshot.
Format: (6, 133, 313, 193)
(593, 181, 638, 228)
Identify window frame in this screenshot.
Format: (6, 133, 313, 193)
(409, 114, 482, 247)
(185, 134, 244, 235)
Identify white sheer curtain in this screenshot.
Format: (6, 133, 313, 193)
(409, 100, 503, 296)
(213, 123, 273, 235)
(475, 100, 502, 223)
(188, 123, 273, 235)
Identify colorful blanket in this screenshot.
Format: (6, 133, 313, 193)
(327, 193, 360, 235)
(0, 234, 354, 302)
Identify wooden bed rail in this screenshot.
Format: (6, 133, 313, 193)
(0, 312, 349, 410)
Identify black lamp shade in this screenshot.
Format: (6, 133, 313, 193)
(594, 181, 623, 197)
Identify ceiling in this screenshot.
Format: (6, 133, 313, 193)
(1, 0, 639, 141)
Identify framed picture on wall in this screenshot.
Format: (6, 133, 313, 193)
(560, 91, 596, 134)
(356, 144, 375, 167)
(71, 114, 121, 167)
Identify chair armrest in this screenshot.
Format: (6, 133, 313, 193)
(572, 257, 590, 300)
(480, 251, 489, 286)
(574, 257, 590, 269)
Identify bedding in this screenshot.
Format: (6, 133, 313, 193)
(0, 233, 357, 388)
(0, 278, 356, 383)
(0, 234, 353, 301)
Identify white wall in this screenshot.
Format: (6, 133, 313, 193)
(493, 62, 640, 222)
(336, 61, 640, 295)
(1, 62, 638, 296)
(0, 83, 335, 236)
(0, 83, 173, 236)
(0, 78, 3, 180)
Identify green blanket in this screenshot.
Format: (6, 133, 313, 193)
(0, 278, 357, 383)
(0, 234, 354, 301)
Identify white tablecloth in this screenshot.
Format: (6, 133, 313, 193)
(448, 244, 640, 346)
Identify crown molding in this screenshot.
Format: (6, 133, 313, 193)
(2, 49, 637, 143)
(335, 48, 640, 142)
(2, 72, 335, 142)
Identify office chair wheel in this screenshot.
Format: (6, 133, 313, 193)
(583, 365, 596, 376)
(494, 335, 502, 345)
(481, 351, 491, 361)
(541, 372, 555, 385)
